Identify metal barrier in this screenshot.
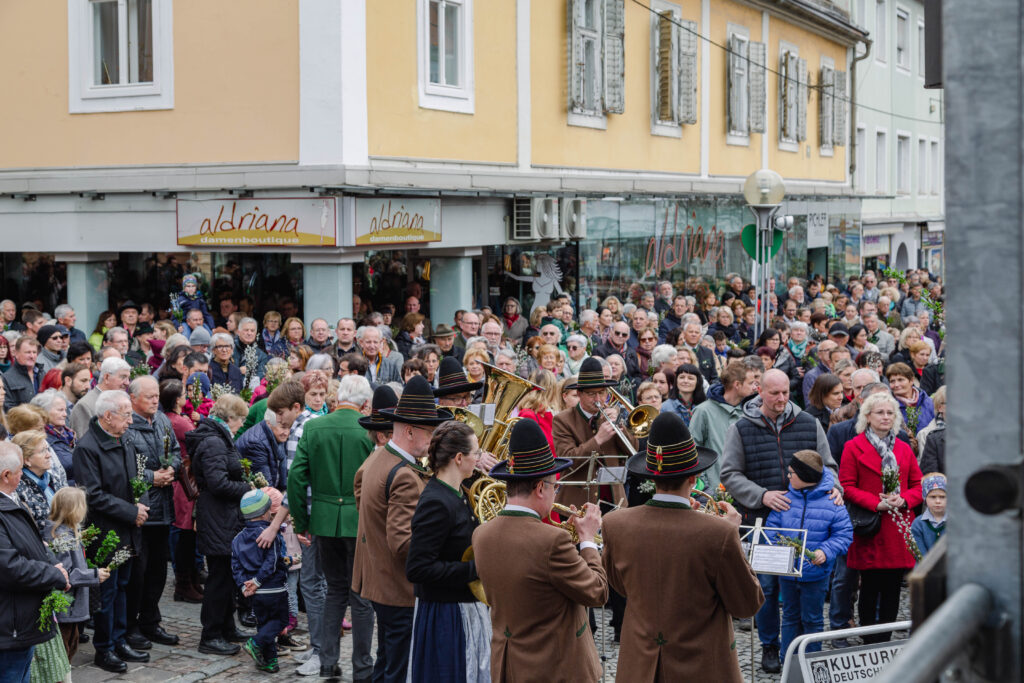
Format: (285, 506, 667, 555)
(874, 583, 994, 683)
(779, 621, 911, 683)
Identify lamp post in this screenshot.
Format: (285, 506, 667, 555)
(743, 169, 793, 339)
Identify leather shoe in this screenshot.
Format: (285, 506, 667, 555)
(238, 609, 257, 628)
(94, 650, 127, 674)
(319, 664, 342, 680)
(198, 638, 241, 656)
(124, 630, 152, 650)
(141, 624, 179, 646)
(226, 627, 256, 643)
(114, 642, 150, 663)
(761, 645, 781, 674)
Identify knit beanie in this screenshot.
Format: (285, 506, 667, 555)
(240, 489, 271, 520)
(262, 486, 283, 514)
(922, 472, 947, 497)
(789, 450, 824, 485)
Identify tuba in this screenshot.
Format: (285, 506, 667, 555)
(478, 362, 540, 456)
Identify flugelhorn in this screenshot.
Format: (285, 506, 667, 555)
(689, 489, 726, 516)
(551, 503, 603, 545)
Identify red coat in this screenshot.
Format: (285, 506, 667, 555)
(839, 432, 923, 570)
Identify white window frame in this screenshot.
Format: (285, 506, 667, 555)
(778, 40, 800, 153)
(895, 6, 910, 72)
(875, 128, 888, 194)
(875, 0, 887, 65)
(917, 19, 925, 78)
(568, 0, 607, 129)
(856, 125, 867, 192)
(650, 0, 682, 138)
(417, 0, 475, 114)
(930, 138, 941, 195)
(917, 136, 928, 196)
(896, 131, 911, 194)
(819, 55, 835, 157)
(725, 23, 751, 146)
(68, 0, 174, 113)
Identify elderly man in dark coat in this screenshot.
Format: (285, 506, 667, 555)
(73, 390, 151, 674)
(0, 441, 70, 681)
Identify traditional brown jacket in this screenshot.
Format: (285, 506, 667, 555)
(551, 405, 635, 508)
(601, 499, 764, 682)
(472, 510, 608, 683)
(352, 443, 429, 607)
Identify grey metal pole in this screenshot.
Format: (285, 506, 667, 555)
(942, 0, 1023, 678)
(874, 584, 992, 683)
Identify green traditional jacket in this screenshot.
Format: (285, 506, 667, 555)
(287, 408, 373, 537)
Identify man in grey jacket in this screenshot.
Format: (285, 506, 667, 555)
(124, 376, 181, 650)
(69, 357, 131, 439)
(356, 326, 402, 388)
(720, 369, 843, 674)
(862, 313, 895, 361)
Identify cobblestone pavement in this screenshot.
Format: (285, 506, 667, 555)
(71, 576, 910, 681)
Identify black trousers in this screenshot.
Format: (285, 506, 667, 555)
(174, 528, 198, 577)
(126, 525, 170, 632)
(370, 602, 414, 683)
(253, 592, 289, 660)
(858, 568, 905, 643)
(200, 555, 237, 642)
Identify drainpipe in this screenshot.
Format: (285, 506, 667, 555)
(849, 38, 873, 191)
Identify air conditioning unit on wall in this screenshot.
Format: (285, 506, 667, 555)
(511, 198, 559, 241)
(560, 198, 587, 240)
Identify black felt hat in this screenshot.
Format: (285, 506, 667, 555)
(574, 357, 617, 390)
(118, 300, 140, 317)
(432, 356, 483, 397)
(358, 385, 399, 431)
(626, 412, 717, 479)
(488, 419, 571, 480)
(379, 375, 453, 426)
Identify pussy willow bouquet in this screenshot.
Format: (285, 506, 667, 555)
(169, 293, 184, 324)
(38, 590, 73, 632)
(242, 345, 260, 386)
(160, 435, 175, 469)
(211, 383, 235, 401)
(773, 533, 817, 564)
(106, 547, 133, 571)
(239, 458, 269, 489)
(80, 524, 101, 547)
(129, 364, 150, 380)
(905, 405, 921, 436)
(637, 479, 655, 494)
(264, 363, 289, 396)
(714, 483, 734, 504)
(46, 534, 78, 555)
(880, 464, 923, 561)
(87, 530, 120, 569)
(188, 374, 203, 410)
(131, 452, 151, 504)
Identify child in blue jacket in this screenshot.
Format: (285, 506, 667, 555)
(231, 489, 289, 673)
(173, 274, 215, 331)
(767, 450, 853, 661)
(911, 472, 946, 559)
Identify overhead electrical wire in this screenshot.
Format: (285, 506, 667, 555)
(629, 0, 943, 125)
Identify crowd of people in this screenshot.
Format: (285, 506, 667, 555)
(0, 265, 948, 682)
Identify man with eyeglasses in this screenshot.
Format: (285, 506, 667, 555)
(74, 390, 151, 673)
(593, 321, 641, 380)
(455, 311, 480, 351)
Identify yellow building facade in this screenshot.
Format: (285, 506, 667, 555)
(0, 0, 865, 330)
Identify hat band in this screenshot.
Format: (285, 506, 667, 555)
(645, 440, 699, 474)
(507, 444, 555, 475)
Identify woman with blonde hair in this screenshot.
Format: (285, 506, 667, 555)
(282, 317, 306, 351)
(462, 348, 490, 404)
(536, 343, 560, 374)
(601, 296, 624, 321)
(13, 429, 63, 532)
(288, 344, 314, 373)
(261, 310, 287, 358)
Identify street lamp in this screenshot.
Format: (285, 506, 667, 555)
(743, 169, 792, 338)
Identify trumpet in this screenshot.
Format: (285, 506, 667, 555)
(551, 503, 603, 545)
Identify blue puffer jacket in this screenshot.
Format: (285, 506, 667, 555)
(767, 469, 853, 582)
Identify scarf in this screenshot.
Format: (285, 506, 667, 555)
(865, 429, 899, 491)
(565, 355, 585, 376)
(635, 345, 651, 374)
(23, 468, 55, 504)
(503, 312, 520, 330)
(305, 404, 328, 418)
(45, 424, 76, 451)
(788, 338, 808, 359)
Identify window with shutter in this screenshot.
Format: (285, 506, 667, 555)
(779, 48, 799, 145)
(727, 33, 749, 137)
(568, 0, 602, 116)
(796, 57, 808, 142)
(819, 64, 834, 151)
(603, 0, 625, 114)
(748, 41, 766, 134)
(677, 18, 698, 125)
(833, 69, 847, 146)
(656, 10, 676, 123)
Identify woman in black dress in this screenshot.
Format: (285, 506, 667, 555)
(405, 421, 491, 682)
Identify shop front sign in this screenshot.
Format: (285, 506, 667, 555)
(353, 198, 441, 246)
(176, 197, 337, 247)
